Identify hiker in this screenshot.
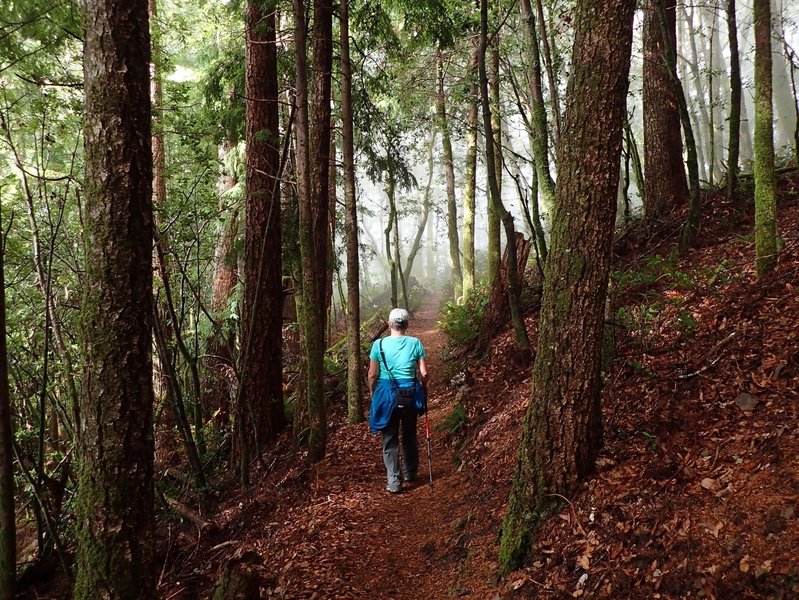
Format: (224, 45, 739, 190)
(368, 308, 429, 494)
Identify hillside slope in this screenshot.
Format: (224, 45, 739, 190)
(157, 172, 799, 600)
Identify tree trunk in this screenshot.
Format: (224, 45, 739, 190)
(425, 197, 436, 282)
(437, 51, 463, 301)
(486, 37, 502, 284)
(384, 173, 398, 308)
(76, 0, 155, 596)
(202, 142, 240, 429)
(652, 4, 702, 247)
(294, 0, 328, 462)
(753, 0, 778, 276)
(475, 233, 533, 357)
(535, 0, 561, 148)
(643, 0, 688, 220)
(239, 0, 284, 484)
(462, 37, 479, 299)
(727, 0, 742, 199)
(404, 131, 437, 283)
(498, 0, 635, 573)
(340, 0, 364, 424)
(479, 0, 530, 356)
(311, 0, 334, 335)
(520, 0, 556, 216)
(0, 202, 15, 600)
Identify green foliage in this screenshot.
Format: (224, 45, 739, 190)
(676, 309, 696, 338)
(615, 302, 662, 352)
(438, 283, 489, 347)
(436, 402, 467, 436)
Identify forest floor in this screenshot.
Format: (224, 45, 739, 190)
(26, 172, 798, 600)
(154, 171, 799, 600)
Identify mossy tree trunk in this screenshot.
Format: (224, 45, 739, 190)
(462, 36, 479, 299)
(76, 0, 155, 596)
(753, 0, 778, 277)
(486, 37, 502, 285)
(498, 0, 635, 574)
(239, 0, 284, 484)
(520, 0, 556, 220)
(642, 0, 688, 221)
(340, 0, 364, 424)
(0, 200, 15, 600)
(727, 0, 742, 200)
(479, 0, 530, 357)
(437, 51, 463, 301)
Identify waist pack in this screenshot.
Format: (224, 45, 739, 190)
(394, 384, 416, 409)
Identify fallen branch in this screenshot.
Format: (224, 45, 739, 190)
(163, 494, 217, 533)
(677, 331, 737, 380)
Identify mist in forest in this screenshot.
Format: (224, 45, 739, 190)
(339, 0, 799, 310)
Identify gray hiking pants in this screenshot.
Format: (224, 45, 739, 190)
(381, 406, 418, 489)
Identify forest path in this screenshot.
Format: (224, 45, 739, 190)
(269, 292, 482, 599)
(349, 294, 467, 599)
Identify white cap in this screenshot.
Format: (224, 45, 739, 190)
(388, 307, 410, 327)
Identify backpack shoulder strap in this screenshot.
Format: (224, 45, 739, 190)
(378, 337, 397, 384)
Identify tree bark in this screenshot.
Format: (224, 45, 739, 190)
(462, 36, 479, 299)
(486, 36, 502, 284)
(520, 0, 556, 217)
(340, 0, 364, 424)
(294, 0, 332, 462)
(727, 0, 742, 199)
(240, 0, 284, 483)
(498, 0, 635, 573)
(643, 0, 688, 220)
(437, 51, 463, 301)
(76, 0, 155, 596)
(535, 0, 561, 148)
(753, 0, 778, 276)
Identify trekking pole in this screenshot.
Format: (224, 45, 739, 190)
(424, 408, 433, 490)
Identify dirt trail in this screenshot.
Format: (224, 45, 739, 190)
(350, 296, 464, 599)
(221, 294, 483, 600)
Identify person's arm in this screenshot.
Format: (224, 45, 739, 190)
(368, 360, 380, 394)
(417, 357, 429, 395)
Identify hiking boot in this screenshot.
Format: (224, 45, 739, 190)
(386, 484, 402, 494)
(403, 472, 416, 483)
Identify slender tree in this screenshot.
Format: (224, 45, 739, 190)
(0, 199, 15, 600)
(437, 51, 463, 300)
(520, 0, 556, 216)
(499, 0, 636, 573)
(75, 0, 155, 595)
(479, 0, 530, 356)
(462, 36, 479, 299)
(727, 0, 742, 199)
(239, 0, 284, 482)
(340, 0, 364, 424)
(642, 0, 687, 221)
(486, 35, 502, 283)
(753, 0, 778, 276)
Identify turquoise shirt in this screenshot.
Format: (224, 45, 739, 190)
(369, 335, 426, 381)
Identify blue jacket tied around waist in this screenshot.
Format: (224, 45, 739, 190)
(369, 378, 426, 433)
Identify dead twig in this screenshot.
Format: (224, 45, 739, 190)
(677, 331, 737, 380)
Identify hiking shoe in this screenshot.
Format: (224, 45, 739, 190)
(386, 484, 402, 494)
(403, 472, 416, 483)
